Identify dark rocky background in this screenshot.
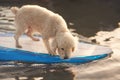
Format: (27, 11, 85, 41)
(0, 0, 120, 36)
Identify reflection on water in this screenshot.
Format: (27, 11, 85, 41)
(0, 64, 74, 80)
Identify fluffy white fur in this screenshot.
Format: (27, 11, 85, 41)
(11, 5, 78, 59)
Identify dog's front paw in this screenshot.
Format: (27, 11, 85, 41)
(49, 54, 55, 56)
(49, 51, 56, 56)
(16, 45, 22, 48)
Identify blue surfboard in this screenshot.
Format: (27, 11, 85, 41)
(0, 46, 110, 64)
(0, 33, 112, 64)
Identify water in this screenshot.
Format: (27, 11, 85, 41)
(0, 0, 120, 80)
(0, 64, 74, 80)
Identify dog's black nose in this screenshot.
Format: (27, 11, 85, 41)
(64, 56, 69, 59)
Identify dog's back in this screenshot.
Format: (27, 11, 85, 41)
(11, 5, 68, 37)
(11, 5, 53, 30)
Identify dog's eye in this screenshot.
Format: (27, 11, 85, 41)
(61, 48, 64, 50)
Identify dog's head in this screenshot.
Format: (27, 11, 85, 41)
(54, 32, 78, 59)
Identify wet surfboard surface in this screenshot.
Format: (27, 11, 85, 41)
(0, 33, 112, 64)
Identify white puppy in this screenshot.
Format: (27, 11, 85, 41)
(11, 5, 78, 59)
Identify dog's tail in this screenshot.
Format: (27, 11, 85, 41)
(11, 7, 19, 15)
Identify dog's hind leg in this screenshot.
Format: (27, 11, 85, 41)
(26, 26, 39, 41)
(14, 27, 25, 48)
